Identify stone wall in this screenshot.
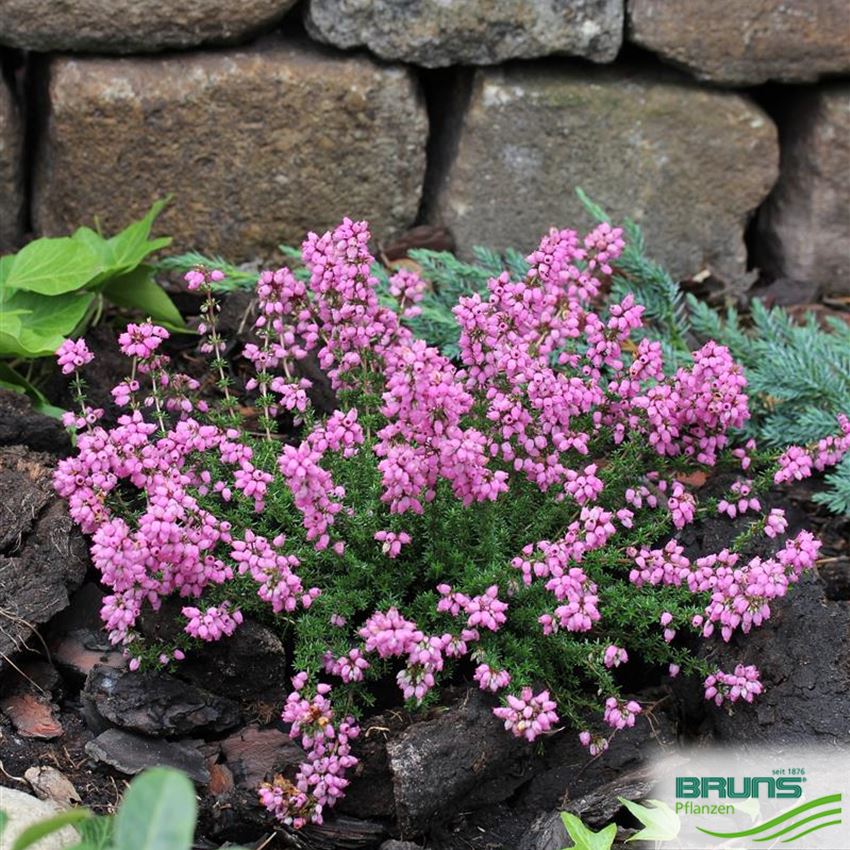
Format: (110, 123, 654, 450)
(1, 0, 848, 294)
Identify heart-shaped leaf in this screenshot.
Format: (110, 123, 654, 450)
(113, 768, 197, 850)
(105, 198, 172, 276)
(101, 265, 184, 327)
(559, 811, 617, 850)
(5, 237, 102, 295)
(619, 797, 681, 842)
(0, 290, 95, 357)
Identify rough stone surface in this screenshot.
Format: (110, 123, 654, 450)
(386, 690, 534, 832)
(432, 65, 778, 287)
(337, 711, 408, 820)
(519, 812, 570, 850)
(34, 38, 428, 260)
(294, 816, 387, 847)
(82, 664, 240, 737)
(306, 0, 623, 67)
(142, 602, 288, 703)
(514, 707, 676, 827)
(0, 447, 88, 669)
(48, 584, 124, 682)
(380, 842, 424, 850)
(629, 0, 850, 86)
(754, 85, 850, 295)
(0, 0, 298, 53)
(0, 789, 79, 848)
(561, 767, 655, 826)
(700, 572, 850, 744)
(24, 767, 81, 808)
(820, 558, 850, 601)
(85, 728, 210, 783)
(219, 724, 303, 789)
(0, 390, 72, 455)
(8, 658, 62, 694)
(52, 630, 124, 682)
(48, 583, 106, 635)
(0, 74, 23, 251)
(0, 690, 64, 739)
(206, 762, 235, 797)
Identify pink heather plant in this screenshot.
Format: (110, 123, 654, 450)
(703, 664, 764, 707)
(53, 217, 850, 829)
(56, 338, 94, 374)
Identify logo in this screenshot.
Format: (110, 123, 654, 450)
(648, 746, 849, 849)
(676, 776, 805, 799)
(694, 794, 842, 845)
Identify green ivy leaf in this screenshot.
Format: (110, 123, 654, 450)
(5, 237, 102, 295)
(559, 812, 617, 850)
(10, 808, 90, 850)
(0, 252, 13, 286)
(71, 225, 110, 260)
(74, 813, 114, 850)
(0, 307, 24, 346)
(113, 768, 197, 850)
(105, 198, 172, 276)
(0, 290, 96, 357)
(618, 797, 681, 842)
(101, 265, 185, 328)
(1, 810, 8, 835)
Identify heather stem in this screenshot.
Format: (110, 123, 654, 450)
(147, 366, 167, 433)
(71, 371, 90, 431)
(202, 288, 234, 408)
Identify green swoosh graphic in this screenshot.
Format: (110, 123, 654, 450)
(782, 819, 842, 844)
(754, 808, 842, 842)
(696, 794, 842, 838)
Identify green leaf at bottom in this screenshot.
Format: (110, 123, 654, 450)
(618, 797, 681, 842)
(101, 266, 185, 328)
(113, 768, 197, 850)
(10, 808, 90, 850)
(560, 811, 617, 850)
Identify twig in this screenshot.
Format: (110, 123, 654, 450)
(0, 759, 26, 783)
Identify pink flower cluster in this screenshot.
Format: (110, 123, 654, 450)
(625, 523, 820, 643)
(182, 602, 243, 641)
(704, 664, 763, 706)
(389, 267, 427, 318)
(717, 479, 761, 518)
(509, 518, 611, 636)
(374, 529, 411, 558)
(53, 404, 330, 648)
(763, 508, 789, 538)
(53, 215, 832, 830)
(493, 687, 559, 741)
(260, 674, 359, 827)
(118, 321, 169, 360)
(473, 663, 511, 693)
(603, 696, 642, 730)
(775, 415, 850, 483)
(184, 267, 225, 292)
(604, 645, 628, 668)
(579, 730, 610, 756)
(56, 338, 94, 374)
(324, 648, 370, 683)
(437, 584, 508, 632)
(231, 531, 318, 613)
